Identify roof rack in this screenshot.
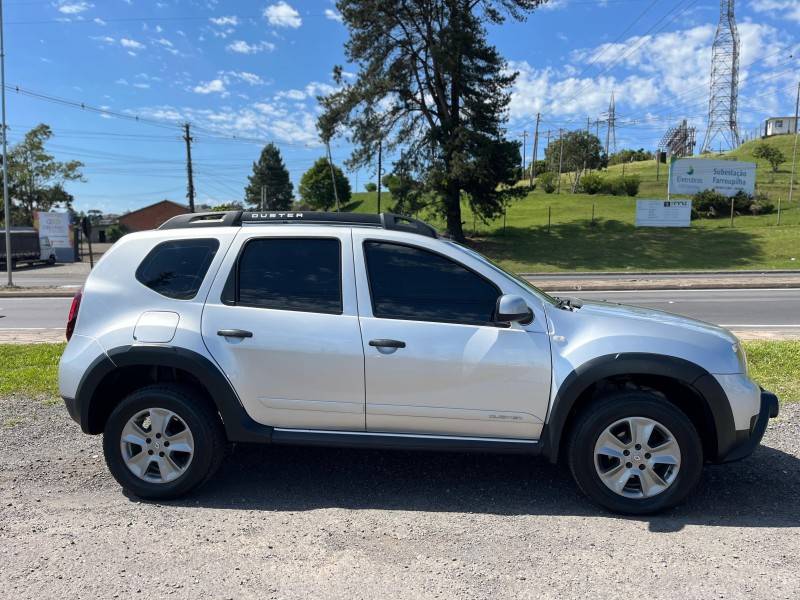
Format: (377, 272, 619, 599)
(159, 210, 438, 239)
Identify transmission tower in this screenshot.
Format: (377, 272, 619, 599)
(702, 0, 740, 152)
(604, 91, 616, 158)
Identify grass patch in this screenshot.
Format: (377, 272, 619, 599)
(0, 343, 66, 401)
(744, 341, 800, 404)
(0, 341, 796, 405)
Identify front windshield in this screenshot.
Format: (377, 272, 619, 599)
(443, 240, 560, 306)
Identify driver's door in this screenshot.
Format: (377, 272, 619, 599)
(352, 232, 551, 440)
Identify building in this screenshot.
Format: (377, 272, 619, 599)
(88, 216, 120, 243)
(764, 116, 798, 137)
(119, 200, 189, 232)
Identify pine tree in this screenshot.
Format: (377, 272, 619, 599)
(318, 0, 548, 240)
(244, 143, 293, 210)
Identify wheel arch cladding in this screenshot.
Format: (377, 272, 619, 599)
(74, 345, 273, 443)
(542, 353, 735, 463)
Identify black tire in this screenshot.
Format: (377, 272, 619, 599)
(103, 384, 226, 500)
(568, 392, 703, 515)
(47, 255, 56, 265)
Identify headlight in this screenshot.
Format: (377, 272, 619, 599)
(732, 342, 748, 374)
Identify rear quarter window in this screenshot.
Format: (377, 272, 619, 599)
(135, 238, 220, 300)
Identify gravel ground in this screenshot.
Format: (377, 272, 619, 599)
(1, 396, 799, 600)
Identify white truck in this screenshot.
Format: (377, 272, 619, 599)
(1, 228, 57, 267)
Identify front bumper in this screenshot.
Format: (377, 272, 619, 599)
(716, 389, 779, 463)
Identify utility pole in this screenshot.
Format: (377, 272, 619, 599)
(376, 138, 382, 214)
(260, 184, 267, 211)
(521, 130, 527, 183)
(789, 81, 800, 206)
(530, 113, 540, 187)
(545, 129, 551, 171)
(1, 0, 11, 287)
(326, 139, 340, 212)
(557, 128, 564, 194)
(183, 123, 195, 213)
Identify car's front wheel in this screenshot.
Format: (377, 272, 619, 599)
(568, 392, 703, 514)
(103, 384, 225, 499)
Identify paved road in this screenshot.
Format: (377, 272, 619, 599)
(1, 288, 799, 334)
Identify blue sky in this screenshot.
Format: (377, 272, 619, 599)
(5, 0, 800, 214)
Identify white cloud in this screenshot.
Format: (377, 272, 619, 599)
(57, 1, 93, 14)
(276, 89, 306, 100)
(92, 35, 115, 44)
(226, 40, 275, 54)
(751, 0, 800, 23)
(224, 71, 266, 86)
(193, 79, 227, 95)
(264, 1, 302, 28)
(132, 82, 150, 89)
(120, 38, 145, 49)
(324, 8, 343, 22)
(93, 17, 106, 25)
(210, 15, 239, 26)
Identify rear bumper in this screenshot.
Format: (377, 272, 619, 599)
(63, 395, 81, 425)
(716, 389, 779, 463)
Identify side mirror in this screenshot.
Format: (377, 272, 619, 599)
(496, 294, 533, 325)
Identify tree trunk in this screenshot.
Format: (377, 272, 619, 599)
(444, 182, 465, 241)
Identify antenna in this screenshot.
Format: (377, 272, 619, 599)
(702, 0, 740, 152)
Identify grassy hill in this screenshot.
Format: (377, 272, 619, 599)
(342, 135, 800, 273)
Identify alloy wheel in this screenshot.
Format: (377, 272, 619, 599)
(119, 407, 195, 483)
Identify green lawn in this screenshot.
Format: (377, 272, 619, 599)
(1, 341, 798, 405)
(347, 136, 800, 272)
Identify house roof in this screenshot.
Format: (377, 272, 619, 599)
(120, 199, 188, 219)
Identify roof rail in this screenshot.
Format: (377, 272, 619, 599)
(159, 210, 438, 238)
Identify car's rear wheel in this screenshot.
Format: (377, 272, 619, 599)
(568, 392, 703, 515)
(103, 384, 225, 499)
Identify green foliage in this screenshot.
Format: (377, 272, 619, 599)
(692, 189, 774, 219)
(0, 343, 65, 399)
(621, 175, 640, 197)
(608, 148, 653, 166)
(299, 157, 352, 211)
(579, 172, 604, 194)
(364, 182, 377, 193)
(210, 202, 244, 211)
(6, 124, 84, 226)
(752, 143, 786, 173)
(244, 143, 294, 210)
(544, 130, 606, 174)
(537, 171, 557, 194)
(746, 341, 800, 404)
(381, 164, 427, 215)
(105, 224, 128, 243)
(317, 0, 546, 240)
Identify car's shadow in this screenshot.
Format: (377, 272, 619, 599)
(160, 442, 800, 532)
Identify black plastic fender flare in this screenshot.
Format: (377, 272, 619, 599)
(539, 353, 735, 462)
(74, 345, 273, 443)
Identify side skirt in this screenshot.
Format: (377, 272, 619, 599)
(270, 428, 542, 454)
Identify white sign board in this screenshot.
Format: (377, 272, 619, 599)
(34, 211, 73, 262)
(635, 199, 692, 228)
(669, 158, 756, 197)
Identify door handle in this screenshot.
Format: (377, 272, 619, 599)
(369, 339, 406, 349)
(217, 329, 253, 339)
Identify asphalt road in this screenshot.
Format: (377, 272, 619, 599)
(1, 288, 799, 334)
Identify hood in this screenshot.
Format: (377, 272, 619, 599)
(572, 299, 738, 344)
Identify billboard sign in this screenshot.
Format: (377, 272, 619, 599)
(635, 199, 692, 228)
(34, 211, 73, 262)
(669, 158, 756, 197)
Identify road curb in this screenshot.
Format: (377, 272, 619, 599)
(528, 281, 800, 292)
(0, 290, 77, 298)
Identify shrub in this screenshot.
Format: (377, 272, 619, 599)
(538, 171, 558, 194)
(622, 175, 640, 197)
(691, 189, 774, 218)
(364, 182, 377, 192)
(580, 172, 604, 194)
(600, 176, 626, 196)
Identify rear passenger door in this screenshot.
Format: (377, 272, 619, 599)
(202, 229, 366, 431)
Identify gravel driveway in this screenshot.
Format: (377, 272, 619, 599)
(1, 396, 799, 600)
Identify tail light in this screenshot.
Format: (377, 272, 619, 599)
(66, 290, 83, 341)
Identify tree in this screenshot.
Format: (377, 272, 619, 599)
(318, 0, 546, 241)
(382, 158, 427, 215)
(364, 182, 377, 193)
(299, 157, 352, 210)
(608, 148, 653, 166)
(543, 130, 604, 191)
(752, 143, 785, 173)
(244, 143, 293, 210)
(5, 124, 83, 225)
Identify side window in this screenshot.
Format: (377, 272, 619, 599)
(233, 238, 342, 314)
(136, 238, 219, 300)
(364, 241, 500, 325)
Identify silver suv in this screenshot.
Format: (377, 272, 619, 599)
(58, 211, 779, 514)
